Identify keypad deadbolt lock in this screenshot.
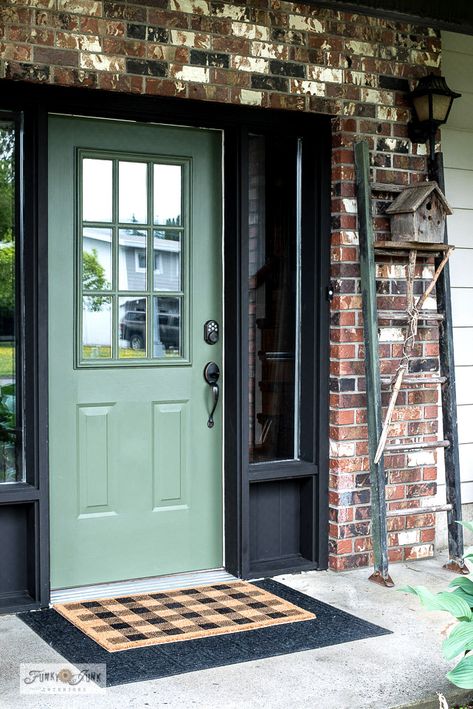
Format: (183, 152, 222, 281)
(204, 320, 219, 345)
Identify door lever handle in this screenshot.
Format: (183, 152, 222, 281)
(203, 362, 220, 428)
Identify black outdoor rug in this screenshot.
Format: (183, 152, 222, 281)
(18, 579, 391, 687)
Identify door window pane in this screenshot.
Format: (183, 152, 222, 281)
(119, 297, 147, 358)
(82, 296, 112, 360)
(248, 134, 299, 464)
(153, 230, 181, 291)
(0, 120, 22, 482)
(153, 296, 181, 357)
(119, 228, 147, 291)
(82, 228, 112, 290)
(79, 153, 187, 364)
(119, 161, 148, 224)
(154, 164, 182, 226)
(83, 159, 113, 223)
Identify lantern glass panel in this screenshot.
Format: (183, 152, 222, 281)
(432, 94, 452, 123)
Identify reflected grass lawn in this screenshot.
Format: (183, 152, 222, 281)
(0, 344, 14, 378)
(83, 346, 145, 359)
(82, 346, 180, 360)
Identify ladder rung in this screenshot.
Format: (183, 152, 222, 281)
(381, 375, 447, 386)
(384, 440, 450, 453)
(378, 311, 444, 322)
(374, 240, 453, 254)
(386, 503, 452, 517)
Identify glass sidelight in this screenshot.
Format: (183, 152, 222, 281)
(0, 118, 22, 483)
(78, 153, 187, 364)
(248, 134, 301, 464)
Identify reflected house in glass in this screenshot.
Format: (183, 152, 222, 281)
(82, 225, 182, 354)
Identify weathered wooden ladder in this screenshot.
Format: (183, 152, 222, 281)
(354, 140, 466, 587)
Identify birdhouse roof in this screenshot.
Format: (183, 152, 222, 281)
(385, 181, 452, 216)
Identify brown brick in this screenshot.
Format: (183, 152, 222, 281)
(34, 46, 78, 65)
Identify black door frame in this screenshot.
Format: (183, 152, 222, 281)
(0, 80, 331, 611)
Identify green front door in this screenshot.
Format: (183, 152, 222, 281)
(49, 116, 223, 589)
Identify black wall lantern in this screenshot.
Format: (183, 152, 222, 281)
(408, 73, 461, 176)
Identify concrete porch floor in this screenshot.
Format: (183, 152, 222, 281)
(1, 552, 472, 709)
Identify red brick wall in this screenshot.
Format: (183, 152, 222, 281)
(0, 0, 443, 570)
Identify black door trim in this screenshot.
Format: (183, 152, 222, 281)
(0, 80, 330, 608)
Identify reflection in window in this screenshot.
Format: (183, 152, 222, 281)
(248, 134, 299, 464)
(83, 159, 113, 223)
(82, 228, 112, 290)
(153, 296, 181, 357)
(0, 120, 22, 482)
(154, 164, 182, 226)
(153, 230, 181, 291)
(119, 297, 147, 358)
(80, 154, 185, 363)
(82, 296, 112, 360)
(119, 228, 147, 291)
(119, 161, 148, 224)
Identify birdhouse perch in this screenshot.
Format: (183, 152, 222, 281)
(385, 181, 452, 243)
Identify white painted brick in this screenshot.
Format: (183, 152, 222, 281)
(341, 230, 359, 245)
(231, 22, 270, 41)
(377, 106, 402, 121)
(230, 55, 268, 73)
(170, 0, 209, 14)
(78, 35, 101, 52)
(250, 41, 285, 59)
(416, 143, 428, 156)
(360, 88, 394, 106)
(410, 50, 441, 68)
(376, 264, 406, 278)
(398, 530, 420, 545)
(378, 327, 404, 343)
(170, 30, 211, 48)
(173, 65, 209, 83)
(213, 3, 250, 20)
(288, 14, 324, 32)
(239, 89, 263, 106)
(407, 450, 436, 467)
(308, 66, 343, 83)
(342, 198, 357, 214)
(58, 0, 101, 15)
(345, 40, 377, 57)
(408, 544, 434, 559)
(329, 440, 356, 458)
(79, 53, 125, 72)
(291, 79, 325, 96)
(348, 71, 378, 87)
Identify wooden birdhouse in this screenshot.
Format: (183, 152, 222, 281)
(385, 181, 452, 243)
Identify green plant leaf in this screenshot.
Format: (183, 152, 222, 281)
(451, 587, 473, 608)
(449, 578, 473, 594)
(443, 621, 473, 660)
(447, 653, 473, 689)
(459, 521, 473, 535)
(401, 585, 472, 620)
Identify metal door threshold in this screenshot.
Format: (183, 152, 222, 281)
(50, 568, 236, 604)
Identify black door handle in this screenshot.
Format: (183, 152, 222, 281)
(203, 362, 220, 428)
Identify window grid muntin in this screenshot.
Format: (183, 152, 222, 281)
(77, 149, 188, 366)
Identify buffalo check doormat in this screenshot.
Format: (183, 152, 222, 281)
(54, 580, 315, 652)
(19, 579, 390, 686)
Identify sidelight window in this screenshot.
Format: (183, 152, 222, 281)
(248, 134, 302, 464)
(0, 117, 22, 483)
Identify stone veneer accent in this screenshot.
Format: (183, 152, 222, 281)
(0, 0, 444, 570)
